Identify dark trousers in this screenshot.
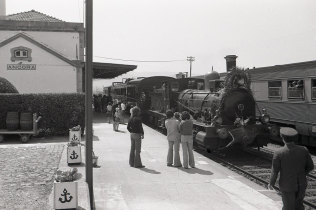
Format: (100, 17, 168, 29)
(281, 187, 305, 210)
(129, 133, 142, 167)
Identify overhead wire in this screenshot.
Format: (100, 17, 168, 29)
(93, 56, 187, 63)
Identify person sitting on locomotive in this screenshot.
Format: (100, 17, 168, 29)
(203, 109, 212, 124)
(165, 110, 182, 167)
(210, 109, 222, 126)
(193, 111, 201, 121)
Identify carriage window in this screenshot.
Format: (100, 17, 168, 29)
(268, 81, 282, 98)
(188, 80, 196, 89)
(288, 79, 304, 99)
(312, 79, 316, 100)
(127, 86, 135, 97)
(197, 82, 204, 90)
(171, 82, 179, 92)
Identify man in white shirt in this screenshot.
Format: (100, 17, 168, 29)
(165, 110, 182, 167)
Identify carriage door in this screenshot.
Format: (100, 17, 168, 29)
(163, 82, 171, 110)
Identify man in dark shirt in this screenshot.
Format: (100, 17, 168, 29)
(268, 127, 314, 210)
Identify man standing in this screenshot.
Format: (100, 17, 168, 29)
(268, 127, 314, 210)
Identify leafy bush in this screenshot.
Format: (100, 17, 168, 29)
(0, 77, 19, 93)
(0, 93, 85, 136)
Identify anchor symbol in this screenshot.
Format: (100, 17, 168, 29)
(70, 150, 78, 159)
(59, 188, 73, 203)
(71, 134, 79, 141)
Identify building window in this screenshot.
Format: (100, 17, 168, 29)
(288, 79, 304, 99)
(14, 50, 28, 58)
(268, 81, 282, 98)
(10, 46, 32, 62)
(312, 79, 316, 100)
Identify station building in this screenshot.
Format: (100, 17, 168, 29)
(0, 2, 136, 94)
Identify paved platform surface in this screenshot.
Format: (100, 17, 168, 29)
(0, 140, 64, 210)
(92, 114, 283, 210)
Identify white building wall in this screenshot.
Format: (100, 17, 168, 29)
(0, 31, 80, 60)
(0, 36, 77, 93)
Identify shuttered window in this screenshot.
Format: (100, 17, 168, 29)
(268, 81, 282, 98)
(288, 79, 304, 99)
(312, 79, 316, 100)
(14, 50, 28, 58)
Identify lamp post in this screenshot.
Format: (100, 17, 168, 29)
(187, 56, 195, 77)
(85, 0, 93, 208)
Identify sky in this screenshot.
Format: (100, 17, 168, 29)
(6, 0, 316, 93)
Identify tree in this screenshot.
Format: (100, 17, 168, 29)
(0, 77, 19, 93)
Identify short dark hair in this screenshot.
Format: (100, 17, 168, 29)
(174, 112, 180, 119)
(181, 111, 190, 120)
(131, 107, 141, 117)
(166, 110, 174, 119)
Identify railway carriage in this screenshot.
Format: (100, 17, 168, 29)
(109, 76, 176, 113)
(249, 60, 316, 146)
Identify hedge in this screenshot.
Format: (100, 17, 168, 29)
(0, 93, 85, 136)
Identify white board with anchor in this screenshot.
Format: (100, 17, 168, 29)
(69, 130, 81, 143)
(67, 145, 82, 164)
(54, 181, 78, 209)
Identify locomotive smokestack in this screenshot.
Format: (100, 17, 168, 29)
(224, 55, 238, 72)
(0, 0, 6, 20)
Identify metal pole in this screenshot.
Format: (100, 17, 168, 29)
(85, 0, 94, 208)
(187, 56, 195, 77)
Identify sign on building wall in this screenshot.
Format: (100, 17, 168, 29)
(7, 46, 36, 70)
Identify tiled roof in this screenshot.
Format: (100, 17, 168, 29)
(6, 10, 64, 22)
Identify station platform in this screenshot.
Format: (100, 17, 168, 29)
(92, 113, 283, 210)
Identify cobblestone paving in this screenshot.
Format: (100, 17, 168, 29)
(0, 144, 64, 210)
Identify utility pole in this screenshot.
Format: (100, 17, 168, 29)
(187, 56, 195, 77)
(85, 0, 93, 208)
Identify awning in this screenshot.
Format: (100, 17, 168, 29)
(82, 62, 137, 79)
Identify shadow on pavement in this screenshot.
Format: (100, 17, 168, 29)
(139, 167, 161, 174)
(178, 167, 213, 175)
(68, 162, 86, 167)
(115, 130, 126, 133)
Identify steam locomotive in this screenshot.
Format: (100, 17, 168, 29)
(107, 68, 276, 151)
